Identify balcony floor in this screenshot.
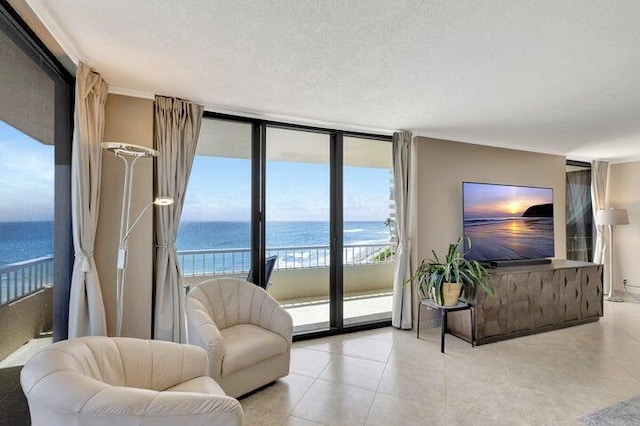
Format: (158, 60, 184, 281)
(282, 291, 393, 334)
(0, 334, 51, 369)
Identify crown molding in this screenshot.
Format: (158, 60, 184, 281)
(108, 85, 155, 100)
(608, 156, 640, 165)
(24, 0, 79, 65)
(411, 130, 572, 158)
(202, 103, 396, 136)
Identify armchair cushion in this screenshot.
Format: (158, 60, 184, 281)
(166, 376, 226, 394)
(221, 324, 288, 375)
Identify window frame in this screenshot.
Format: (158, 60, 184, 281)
(0, 3, 74, 341)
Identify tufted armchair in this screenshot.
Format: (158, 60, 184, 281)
(20, 336, 243, 426)
(186, 278, 293, 398)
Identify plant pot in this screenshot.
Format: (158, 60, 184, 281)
(438, 282, 462, 306)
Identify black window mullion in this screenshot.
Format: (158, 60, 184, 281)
(251, 122, 266, 287)
(330, 132, 343, 329)
(258, 123, 267, 287)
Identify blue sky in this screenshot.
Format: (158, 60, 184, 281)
(0, 119, 391, 223)
(182, 156, 392, 222)
(0, 120, 54, 222)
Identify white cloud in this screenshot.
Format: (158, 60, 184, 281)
(0, 125, 54, 221)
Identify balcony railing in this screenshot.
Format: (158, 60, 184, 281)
(177, 242, 394, 277)
(0, 255, 54, 306)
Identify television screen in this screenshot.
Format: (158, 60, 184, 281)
(463, 182, 554, 262)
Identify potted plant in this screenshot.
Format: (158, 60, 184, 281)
(408, 236, 494, 306)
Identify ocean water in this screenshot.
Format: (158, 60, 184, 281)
(0, 221, 54, 266)
(177, 221, 390, 250)
(464, 217, 554, 261)
(0, 220, 390, 266)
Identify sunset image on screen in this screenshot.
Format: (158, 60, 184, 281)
(463, 183, 553, 219)
(463, 182, 554, 262)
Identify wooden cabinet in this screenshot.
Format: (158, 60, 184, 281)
(475, 273, 508, 339)
(448, 261, 603, 345)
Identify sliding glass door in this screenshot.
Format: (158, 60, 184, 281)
(186, 113, 393, 336)
(265, 127, 331, 333)
(342, 136, 394, 326)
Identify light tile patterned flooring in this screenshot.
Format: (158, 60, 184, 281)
(240, 301, 640, 425)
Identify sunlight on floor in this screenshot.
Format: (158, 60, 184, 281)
(0, 334, 52, 368)
(283, 292, 392, 331)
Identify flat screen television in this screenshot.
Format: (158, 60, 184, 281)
(462, 182, 554, 263)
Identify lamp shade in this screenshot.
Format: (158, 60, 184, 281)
(101, 142, 158, 157)
(596, 208, 630, 226)
(153, 197, 174, 206)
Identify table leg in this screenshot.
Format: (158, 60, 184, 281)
(440, 309, 446, 353)
(417, 302, 421, 339)
(470, 306, 475, 348)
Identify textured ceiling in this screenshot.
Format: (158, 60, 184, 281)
(25, 0, 640, 161)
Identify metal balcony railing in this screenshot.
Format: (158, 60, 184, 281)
(0, 255, 54, 306)
(177, 242, 394, 278)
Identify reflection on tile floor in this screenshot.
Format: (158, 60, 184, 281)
(241, 301, 640, 425)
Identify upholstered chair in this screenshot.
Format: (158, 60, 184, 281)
(186, 278, 293, 398)
(20, 336, 243, 426)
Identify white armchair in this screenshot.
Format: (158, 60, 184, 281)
(186, 278, 293, 398)
(20, 336, 243, 426)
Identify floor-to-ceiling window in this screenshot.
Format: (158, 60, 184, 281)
(265, 127, 332, 332)
(178, 118, 253, 289)
(0, 3, 73, 351)
(180, 113, 393, 336)
(342, 136, 393, 326)
(566, 161, 593, 261)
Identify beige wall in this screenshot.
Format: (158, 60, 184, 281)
(410, 137, 567, 322)
(608, 161, 640, 295)
(95, 94, 154, 338)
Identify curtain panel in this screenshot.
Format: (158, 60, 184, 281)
(391, 131, 413, 329)
(68, 62, 108, 337)
(153, 96, 203, 343)
(591, 160, 609, 265)
(566, 170, 592, 262)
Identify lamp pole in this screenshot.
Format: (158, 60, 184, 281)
(605, 223, 623, 302)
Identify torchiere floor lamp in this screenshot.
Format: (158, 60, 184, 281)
(101, 142, 173, 336)
(596, 207, 630, 303)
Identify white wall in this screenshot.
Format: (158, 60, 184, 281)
(608, 161, 640, 296)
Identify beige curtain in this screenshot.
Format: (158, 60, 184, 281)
(591, 160, 609, 265)
(153, 96, 203, 342)
(68, 63, 108, 337)
(391, 131, 413, 329)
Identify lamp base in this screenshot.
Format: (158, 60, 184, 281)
(605, 295, 624, 303)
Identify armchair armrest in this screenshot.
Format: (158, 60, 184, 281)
(253, 289, 293, 346)
(186, 297, 226, 379)
(71, 386, 242, 425)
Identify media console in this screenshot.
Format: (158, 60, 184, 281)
(489, 258, 552, 268)
(447, 260, 603, 345)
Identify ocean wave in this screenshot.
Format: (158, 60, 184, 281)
(464, 217, 553, 227)
(344, 228, 364, 233)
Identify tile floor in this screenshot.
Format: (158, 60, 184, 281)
(240, 301, 640, 425)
